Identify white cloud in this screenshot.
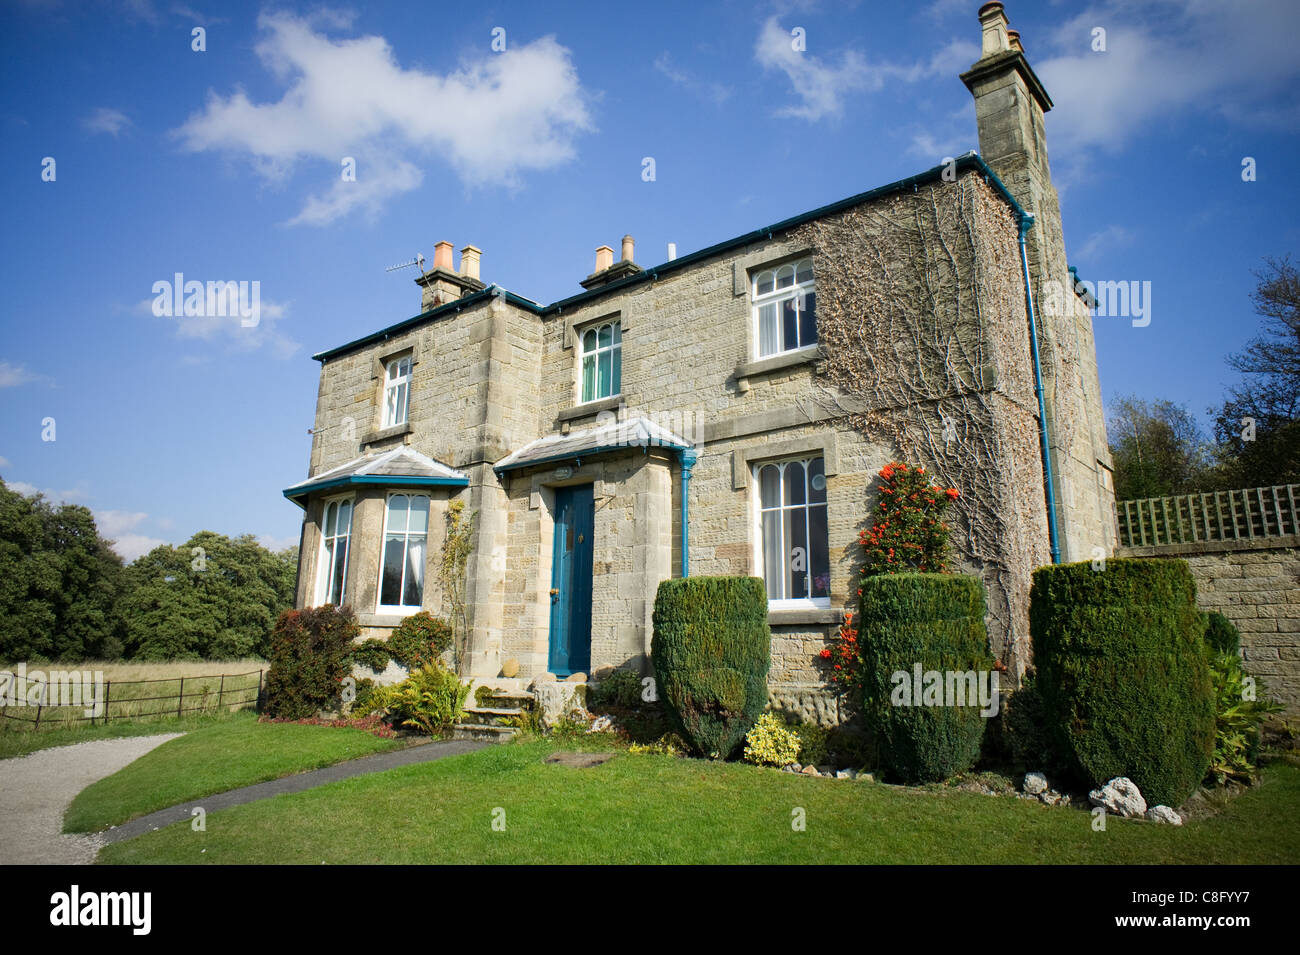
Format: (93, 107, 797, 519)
(93, 509, 149, 539)
(172, 11, 593, 225)
(1075, 224, 1137, 261)
(754, 18, 978, 122)
(654, 52, 733, 106)
(111, 534, 169, 563)
(83, 107, 132, 137)
(1035, 0, 1300, 156)
(754, 17, 877, 120)
(257, 532, 299, 553)
(132, 295, 300, 358)
(0, 361, 37, 387)
(0, 456, 10, 469)
(4, 480, 89, 504)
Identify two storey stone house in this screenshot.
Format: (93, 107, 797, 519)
(284, 4, 1116, 722)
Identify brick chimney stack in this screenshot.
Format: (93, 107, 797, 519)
(580, 236, 642, 291)
(415, 238, 486, 311)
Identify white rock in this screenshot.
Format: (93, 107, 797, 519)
(587, 715, 612, 733)
(835, 769, 856, 780)
(1088, 777, 1147, 818)
(1024, 772, 1049, 795)
(1145, 805, 1183, 825)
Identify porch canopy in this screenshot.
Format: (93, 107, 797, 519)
(283, 446, 469, 508)
(493, 416, 695, 476)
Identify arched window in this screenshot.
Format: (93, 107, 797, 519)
(752, 258, 816, 358)
(316, 497, 352, 605)
(755, 457, 829, 604)
(580, 321, 622, 403)
(383, 356, 411, 427)
(379, 493, 429, 610)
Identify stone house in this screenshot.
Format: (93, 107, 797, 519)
(283, 4, 1116, 723)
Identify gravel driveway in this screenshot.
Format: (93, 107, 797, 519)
(0, 734, 182, 865)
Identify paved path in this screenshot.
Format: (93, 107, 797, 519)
(0, 734, 183, 865)
(100, 738, 487, 845)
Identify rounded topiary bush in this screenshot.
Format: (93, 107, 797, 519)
(1030, 558, 1214, 807)
(651, 576, 770, 759)
(857, 573, 994, 784)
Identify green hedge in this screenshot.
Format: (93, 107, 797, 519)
(857, 573, 993, 784)
(1204, 611, 1242, 657)
(264, 605, 359, 720)
(1030, 558, 1214, 806)
(651, 576, 770, 759)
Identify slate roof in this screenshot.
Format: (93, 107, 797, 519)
(283, 446, 468, 506)
(493, 416, 694, 474)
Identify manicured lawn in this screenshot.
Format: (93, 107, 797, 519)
(65, 711, 406, 833)
(0, 711, 249, 760)
(96, 742, 1300, 864)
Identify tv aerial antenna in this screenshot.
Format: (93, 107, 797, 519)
(386, 253, 425, 274)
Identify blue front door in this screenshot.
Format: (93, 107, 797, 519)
(548, 484, 594, 676)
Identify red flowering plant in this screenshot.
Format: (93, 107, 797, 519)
(823, 461, 960, 692)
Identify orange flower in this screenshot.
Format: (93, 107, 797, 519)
(946, 488, 960, 500)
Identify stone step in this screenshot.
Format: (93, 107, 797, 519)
(452, 722, 517, 743)
(464, 706, 523, 717)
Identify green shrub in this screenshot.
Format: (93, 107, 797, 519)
(792, 721, 830, 766)
(1204, 612, 1242, 657)
(1030, 558, 1215, 806)
(1003, 671, 1069, 776)
(590, 668, 644, 708)
(352, 639, 392, 673)
(743, 713, 801, 766)
(264, 605, 360, 720)
(857, 573, 993, 784)
(474, 685, 498, 708)
(352, 664, 469, 735)
(651, 576, 771, 759)
(1208, 652, 1284, 785)
(388, 612, 454, 670)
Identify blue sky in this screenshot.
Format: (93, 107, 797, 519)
(1, 0, 1298, 561)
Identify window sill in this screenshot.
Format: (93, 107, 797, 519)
(362, 421, 412, 446)
(767, 605, 840, 627)
(557, 394, 623, 425)
(735, 346, 820, 387)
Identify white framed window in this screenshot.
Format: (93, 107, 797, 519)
(752, 258, 816, 359)
(754, 457, 829, 606)
(382, 356, 412, 428)
(316, 496, 353, 606)
(378, 493, 429, 611)
(580, 321, 621, 403)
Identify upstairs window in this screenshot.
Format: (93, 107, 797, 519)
(756, 457, 829, 605)
(753, 258, 816, 358)
(379, 493, 428, 610)
(316, 498, 352, 606)
(383, 356, 411, 428)
(580, 321, 621, 403)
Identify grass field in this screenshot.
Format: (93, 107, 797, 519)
(64, 710, 407, 833)
(94, 741, 1300, 865)
(0, 659, 267, 734)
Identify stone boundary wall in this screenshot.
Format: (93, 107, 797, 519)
(1118, 535, 1300, 715)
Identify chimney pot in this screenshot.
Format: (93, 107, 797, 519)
(1007, 29, 1023, 53)
(977, 1, 1010, 57)
(621, 235, 635, 263)
(595, 245, 614, 272)
(460, 245, 481, 281)
(433, 240, 454, 272)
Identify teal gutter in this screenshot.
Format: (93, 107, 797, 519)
(678, 449, 697, 577)
(283, 473, 469, 509)
(313, 153, 1026, 365)
(1019, 216, 1062, 564)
